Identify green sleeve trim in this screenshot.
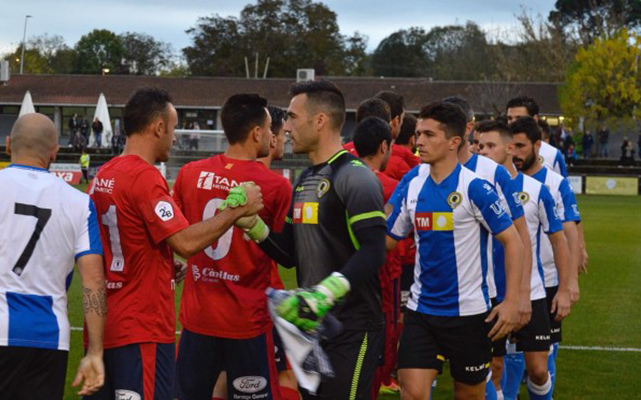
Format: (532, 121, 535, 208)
(285, 216, 293, 224)
(328, 149, 348, 164)
(348, 211, 386, 226)
(345, 211, 361, 250)
(349, 332, 369, 400)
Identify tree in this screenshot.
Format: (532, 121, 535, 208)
(3, 45, 52, 74)
(119, 32, 173, 75)
(491, 10, 578, 82)
(549, 0, 641, 44)
(75, 29, 124, 74)
(560, 29, 641, 122)
(183, 0, 367, 77)
(370, 28, 431, 77)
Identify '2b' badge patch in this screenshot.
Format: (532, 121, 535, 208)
(155, 200, 174, 221)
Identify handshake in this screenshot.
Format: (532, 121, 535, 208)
(219, 182, 270, 243)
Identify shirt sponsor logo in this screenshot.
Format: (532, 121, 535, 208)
(414, 212, 453, 231)
(115, 389, 141, 400)
(197, 171, 241, 191)
(93, 177, 115, 194)
(232, 376, 268, 394)
(155, 201, 174, 222)
(105, 280, 123, 290)
(192, 265, 240, 283)
(490, 200, 506, 216)
(293, 202, 318, 224)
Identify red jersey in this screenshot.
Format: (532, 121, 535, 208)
(90, 155, 189, 349)
(344, 141, 411, 181)
(343, 141, 358, 156)
(393, 144, 420, 169)
(172, 155, 291, 339)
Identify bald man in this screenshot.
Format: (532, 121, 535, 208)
(0, 113, 106, 399)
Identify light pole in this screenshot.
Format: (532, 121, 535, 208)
(20, 15, 32, 74)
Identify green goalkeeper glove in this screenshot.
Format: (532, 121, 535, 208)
(218, 182, 255, 211)
(236, 214, 270, 243)
(276, 272, 351, 331)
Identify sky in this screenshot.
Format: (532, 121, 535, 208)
(0, 0, 558, 56)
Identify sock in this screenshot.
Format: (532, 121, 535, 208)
(430, 378, 437, 399)
(485, 376, 498, 400)
(527, 373, 552, 400)
(548, 343, 558, 392)
(503, 351, 525, 400)
(496, 389, 504, 400)
(280, 386, 300, 400)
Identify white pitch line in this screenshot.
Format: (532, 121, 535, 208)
(560, 345, 641, 353)
(70, 327, 641, 352)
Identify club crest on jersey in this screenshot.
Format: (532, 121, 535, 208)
(155, 201, 174, 222)
(116, 389, 141, 400)
(317, 179, 331, 198)
(517, 191, 530, 204)
(447, 191, 463, 209)
(538, 155, 544, 164)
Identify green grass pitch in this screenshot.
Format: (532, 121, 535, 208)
(60, 192, 641, 398)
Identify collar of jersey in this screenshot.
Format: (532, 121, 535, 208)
(427, 163, 461, 187)
(7, 163, 49, 173)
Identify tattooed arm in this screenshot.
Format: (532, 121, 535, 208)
(74, 254, 106, 396)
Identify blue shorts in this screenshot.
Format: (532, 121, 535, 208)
(84, 342, 175, 400)
(174, 328, 280, 400)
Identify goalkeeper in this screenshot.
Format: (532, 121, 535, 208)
(234, 80, 387, 399)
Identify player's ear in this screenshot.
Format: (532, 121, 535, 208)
(250, 125, 261, 144)
(380, 140, 389, 156)
(5, 136, 11, 156)
(314, 112, 328, 132)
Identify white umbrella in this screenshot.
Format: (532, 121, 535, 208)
(91, 93, 113, 148)
(18, 90, 35, 117)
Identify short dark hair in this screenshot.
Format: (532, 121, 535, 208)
(123, 86, 173, 136)
(374, 91, 404, 120)
(356, 98, 391, 123)
(443, 96, 474, 123)
(267, 105, 286, 134)
(290, 80, 345, 131)
(396, 114, 417, 145)
(538, 119, 552, 140)
(506, 95, 539, 117)
(221, 93, 268, 144)
(353, 117, 392, 158)
(418, 102, 467, 139)
(509, 116, 541, 144)
(475, 120, 512, 140)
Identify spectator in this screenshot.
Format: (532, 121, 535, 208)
(582, 130, 594, 159)
(620, 137, 635, 166)
(80, 147, 90, 184)
(92, 118, 104, 148)
(190, 121, 201, 150)
(563, 127, 574, 157)
(637, 133, 641, 157)
(80, 116, 90, 144)
(111, 121, 124, 155)
(68, 113, 79, 147)
(566, 143, 578, 164)
(598, 124, 610, 158)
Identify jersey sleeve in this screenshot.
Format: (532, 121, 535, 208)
(538, 184, 563, 234)
(494, 165, 524, 220)
(133, 169, 190, 244)
(555, 150, 569, 178)
(559, 178, 581, 223)
(171, 166, 185, 213)
(468, 178, 513, 236)
(267, 177, 292, 233)
(74, 198, 104, 260)
(386, 176, 414, 241)
(334, 161, 386, 236)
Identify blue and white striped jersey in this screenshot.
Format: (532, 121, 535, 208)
(387, 164, 513, 317)
(465, 154, 524, 300)
(531, 167, 580, 287)
(495, 173, 563, 302)
(539, 141, 568, 178)
(0, 164, 102, 351)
